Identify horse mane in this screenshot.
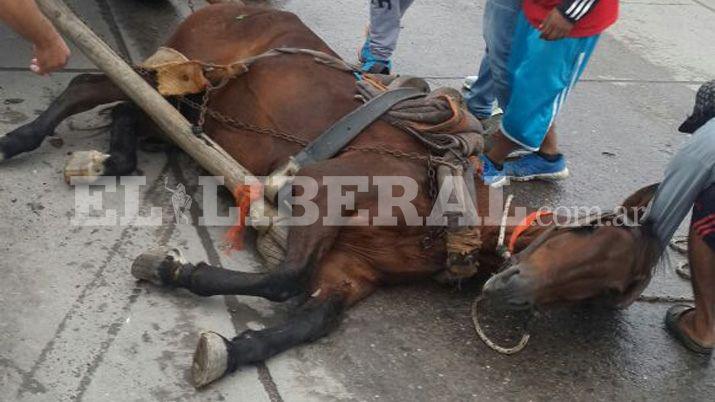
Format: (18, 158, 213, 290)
(621, 183, 668, 276)
(635, 224, 667, 275)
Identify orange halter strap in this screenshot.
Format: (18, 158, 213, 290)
(508, 210, 553, 254)
(496, 194, 553, 259)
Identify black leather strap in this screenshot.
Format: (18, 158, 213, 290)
(292, 87, 425, 167)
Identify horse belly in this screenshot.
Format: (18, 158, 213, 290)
(336, 227, 445, 283)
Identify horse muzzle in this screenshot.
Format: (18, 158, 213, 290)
(481, 265, 536, 310)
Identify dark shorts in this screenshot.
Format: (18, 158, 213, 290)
(693, 184, 715, 251)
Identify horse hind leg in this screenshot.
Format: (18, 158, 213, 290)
(190, 250, 377, 387)
(0, 73, 127, 162)
(192, 297, 345, 388)
(64, 102, 140, 184)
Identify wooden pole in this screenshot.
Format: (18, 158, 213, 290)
(35, 0, 276, 217)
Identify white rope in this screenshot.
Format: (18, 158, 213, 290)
(472, 194, 533, 355)
(496, 194, 514, 258)
(471, 296, 530, 355)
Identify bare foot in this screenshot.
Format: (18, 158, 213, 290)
(677, 309, 715, 348)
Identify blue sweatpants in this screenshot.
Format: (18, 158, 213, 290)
(501, 12, 600, 151)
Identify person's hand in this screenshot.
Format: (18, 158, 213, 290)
(539, 9, 574, 41)
(30, 33, 70, 75)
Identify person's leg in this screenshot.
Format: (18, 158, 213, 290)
(646, 121, 715, 352)
(530, 34, 595, 160)
(478, 11, 531, 185)
(482, 0, 522, 112)
(538, 125, 559, 154)
(465, 54, 496, 120)
(677, 210, 715, 348)
(363, 0, 408, 72)
(666, 184, 715, 352)
(482, 17, 599, 183)
(483, 13, 536, 166)
(467, 0, 522, 121)
(492, 35, 599, 162)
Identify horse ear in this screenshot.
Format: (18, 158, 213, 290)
(620, 183, 660, 223)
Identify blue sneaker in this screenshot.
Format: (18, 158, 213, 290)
(480, 155, 507, 187)
(359, 38, 372, 63)
(361, 59, 392, 74)
(358, 38, 392, 74)
(504, 153, 569, 181)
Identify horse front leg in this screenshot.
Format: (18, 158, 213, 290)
(190, 250, 377, 388)
(0, 73, 126, 162)
(131, 247, 304, 302)
(64, 102, 140, 183)
(103, 103, 140, 176)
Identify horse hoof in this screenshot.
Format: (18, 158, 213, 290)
(191, 331, 229, 388)
(131, 247, 186, 286)
(64, 150, 110, 184)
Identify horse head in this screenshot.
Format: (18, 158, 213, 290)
(482, 184, 663, 310)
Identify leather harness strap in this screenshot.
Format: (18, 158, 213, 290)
(292, 87, 426, 167)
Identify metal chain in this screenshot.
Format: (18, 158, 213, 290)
(177, 95, 445, 166)
(179, 96, 309, 146)
(420, 155, 448, 249)
(192, 77, 230, 135)
(421, 157, 437, 249)
(427, 155, 438, 201)
(193, 87, 211, 135)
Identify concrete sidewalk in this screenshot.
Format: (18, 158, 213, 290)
(1, 0, 714, 401)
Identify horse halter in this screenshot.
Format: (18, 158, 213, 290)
(479, 208, 638, 355)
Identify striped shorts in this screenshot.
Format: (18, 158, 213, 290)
(693, 184, 715, 250)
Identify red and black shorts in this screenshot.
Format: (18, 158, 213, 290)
(693, 184, 715, 250)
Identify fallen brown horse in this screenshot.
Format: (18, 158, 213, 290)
(0, 3, 662, 388)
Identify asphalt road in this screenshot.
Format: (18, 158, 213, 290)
(1, 0, 714, 401)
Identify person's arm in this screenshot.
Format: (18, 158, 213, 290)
(540, 0, 601, 41)
(0, 0, 70, 74)
(557, 0, 601, 23)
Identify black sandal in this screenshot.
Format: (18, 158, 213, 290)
(665, 305, 714, 355)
